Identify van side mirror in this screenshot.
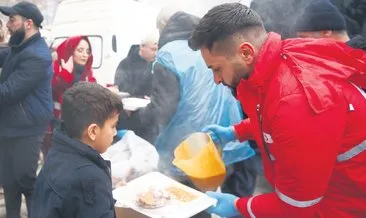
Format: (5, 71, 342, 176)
(112, 35, 117, 52)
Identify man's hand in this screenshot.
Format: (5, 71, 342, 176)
(206, 191, 240, 217)
(61, 56, 74, 73)
(201, 125, 236, 146)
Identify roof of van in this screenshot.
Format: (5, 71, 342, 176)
(53, 0, 159, 26)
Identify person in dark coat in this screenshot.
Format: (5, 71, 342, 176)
(250, 0, 312, 38)
(331, 0, 366, 37)
(114, 31, 158, 98)
(31, 82, 123, 218)
(0, 2, 53, 217)
(295, 0, 366, 93)
(295, 0, 366, 51)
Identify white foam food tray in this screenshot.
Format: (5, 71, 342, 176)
(113, 172, 217, 218)
(122, 97, 151, 111)
(118, 92, 130, 98)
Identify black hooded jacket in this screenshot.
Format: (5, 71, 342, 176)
(117, 12, 199, 144)
(114, 45, 153, 98)
(347, 34, 366, 51)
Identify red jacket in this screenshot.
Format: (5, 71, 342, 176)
(52, 36, 96, 120)
(234, 33, 366, 218)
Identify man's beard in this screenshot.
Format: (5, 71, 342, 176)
(8, 27, 26, 46)
(226, 84, 238, 97)
(224, 64, 251, 98)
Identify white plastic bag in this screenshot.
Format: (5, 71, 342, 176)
(102, 131, 159, 185)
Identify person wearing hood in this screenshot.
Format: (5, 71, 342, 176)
(0, 1, 53, 217)
(295, 0, 366, 51)
(114, 31, 158, 98)
(41, 36, 96, 159)
(190, 3, 366, 218)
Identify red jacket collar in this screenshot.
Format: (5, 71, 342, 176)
(247, 32, 283, 90)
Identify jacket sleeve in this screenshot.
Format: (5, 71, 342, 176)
(236, 94, 346, 218)
(0, 47, 9, 67)
(0, 55, 51, 105)
(118, 62, 180, 133)
(52, 64, 74, 99)
(75, 166, 115, 218)
(114, 59, 131, 92)
(233, 118, 255, 142)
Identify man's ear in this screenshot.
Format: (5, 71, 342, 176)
(87, 123, 99, 141)
(24, 19, 33, 30)
(239, 42, 255, 65)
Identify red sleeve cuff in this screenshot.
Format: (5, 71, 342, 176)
(233, 118, 253, 142)
(58, 68, 74, 83)
(236, 197, 252, 217)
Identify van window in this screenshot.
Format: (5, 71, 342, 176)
(51, 36, 103, 69)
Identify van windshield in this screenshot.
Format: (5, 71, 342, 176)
(51, 36, 102, 69)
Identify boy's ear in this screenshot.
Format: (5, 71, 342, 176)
(87, 123, 99, 141)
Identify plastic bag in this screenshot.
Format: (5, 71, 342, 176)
(172, 133, 226, 192)
(102, 131, 159, 186)
(155, 40, 255, 176)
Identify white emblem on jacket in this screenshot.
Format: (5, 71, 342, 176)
(263, 132, 273, 144)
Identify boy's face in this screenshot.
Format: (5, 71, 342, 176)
(84, 112, 119, 153)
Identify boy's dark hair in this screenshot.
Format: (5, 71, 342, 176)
(189, 3, 264, 51)
(61, 82, 123, 139)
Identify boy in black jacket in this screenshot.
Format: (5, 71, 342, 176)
(31, 82, 123, 218)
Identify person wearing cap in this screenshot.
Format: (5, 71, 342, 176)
(295, 0, 366, 51)
(0, 1, 53, 217)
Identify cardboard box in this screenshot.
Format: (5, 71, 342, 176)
(115, 206, 148, 218)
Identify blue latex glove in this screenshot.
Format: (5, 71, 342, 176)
(116, 130, 128, 140)
(206, 191, 240, 217)
(201, 125, 235, 146)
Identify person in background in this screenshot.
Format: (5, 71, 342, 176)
(189, 3, 366, 217)
(250, 0, 311, 38)
(114, 30, 159, 98)
(41, 36, 96, 159)
(295, 0, 366, 50)
(331, 0, 366, 37)
(31, 82, 122, 218)
(118, 10, 256, 218)
(0, 1, 53, 217)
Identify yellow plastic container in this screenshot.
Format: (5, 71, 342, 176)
(172, 133, 226, 192)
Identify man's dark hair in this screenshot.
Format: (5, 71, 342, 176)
(62, 82, 123, 139)
(189, 3, 265, 51)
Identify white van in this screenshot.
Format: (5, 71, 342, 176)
(51, 0, 159, 85)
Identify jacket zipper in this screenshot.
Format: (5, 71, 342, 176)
(19, 103, 27, 117)
(256, 97, 273, 162)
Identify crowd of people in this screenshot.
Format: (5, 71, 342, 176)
(0, 0, 365, 218)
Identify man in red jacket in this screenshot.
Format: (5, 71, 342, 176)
(189, 3, 366, 218)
